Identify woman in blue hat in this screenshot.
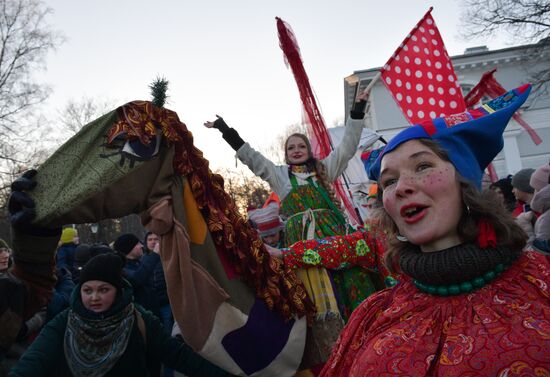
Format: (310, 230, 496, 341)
(272, 84, 549, 376)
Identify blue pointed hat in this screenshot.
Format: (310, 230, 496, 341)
(368, 84, 532, 188)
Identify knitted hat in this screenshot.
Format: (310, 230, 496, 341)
(113, 233, 141, 255)
(529, 165, 550, 192)
(369, 84, 532, 188)
(248, 203, 284, 237)
(512, 168, 535, 193)
(60, 227, 78, 244)
(79, 253, 124, 289)
(74, 244, 92, 265)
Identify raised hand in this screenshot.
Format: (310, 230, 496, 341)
(204, 115, 228, 130)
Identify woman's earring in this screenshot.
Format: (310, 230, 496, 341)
(396, 233, 408, 242)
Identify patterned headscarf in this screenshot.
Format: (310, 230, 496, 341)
(64, 283, 135, 377)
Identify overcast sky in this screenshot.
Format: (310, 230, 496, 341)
(39, 0, 511, 170)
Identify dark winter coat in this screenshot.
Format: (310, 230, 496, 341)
(46, 267, 75, 321)
(8, 282, 234, 377)
(123, 253, 161, 316)
(150, 252, 169, 306)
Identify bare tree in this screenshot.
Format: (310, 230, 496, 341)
(59, 96, 114, 135)
(460, 0, 550, 43)
(0, 0, 62, 140)
(0, 0, 62, 207)
(459, 0, 550, 90)
(215, 168, 270, 215)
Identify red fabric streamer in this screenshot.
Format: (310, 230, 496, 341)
(477, 218, 498, 248)
(276, 17, 332, 159)
(276, 17, 361, 225)
(380, 8, 466, 124)
(486, 163, 499, 183)
(464, 69, 542, 145)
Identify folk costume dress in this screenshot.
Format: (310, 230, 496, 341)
(213, 115, 379, 368)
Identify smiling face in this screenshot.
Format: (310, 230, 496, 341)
(379, 139, 463, 252)
(285, 135, 311, 165)
(81, 280, 117, 313)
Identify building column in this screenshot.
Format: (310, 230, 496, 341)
(502, 130, 522, 175)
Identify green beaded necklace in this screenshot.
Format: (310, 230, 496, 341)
(413, 262, 511, 296)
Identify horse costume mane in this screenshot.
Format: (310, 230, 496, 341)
(30, 96, 313, 376)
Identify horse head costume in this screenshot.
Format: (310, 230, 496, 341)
(29, 93, 313, 376)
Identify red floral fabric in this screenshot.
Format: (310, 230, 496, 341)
(320, 251, 550, 377)
(282, 228, 395, 285)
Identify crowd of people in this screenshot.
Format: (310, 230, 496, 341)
(0, 83, 548, 377)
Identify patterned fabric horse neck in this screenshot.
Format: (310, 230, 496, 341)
(30, 100, 313, 376)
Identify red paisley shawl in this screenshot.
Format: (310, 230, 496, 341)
(320, 251, 550, 377)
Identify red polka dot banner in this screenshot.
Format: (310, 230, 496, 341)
(380, 8, 466, 125)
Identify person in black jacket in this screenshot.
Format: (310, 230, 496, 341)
(113, 233, 160, 317)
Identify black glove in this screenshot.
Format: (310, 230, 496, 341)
(8, 170, 59, 237)
(213, 115, 230, 133)
(214, 115, 245, 151)
(8, 170, 37, 230)
(350, 100, 368, 120)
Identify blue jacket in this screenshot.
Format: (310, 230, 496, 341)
(55, 243, 77, 275)
(46, 267, 75, 321)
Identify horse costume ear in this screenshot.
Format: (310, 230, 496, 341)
(369, 84, 532, 188)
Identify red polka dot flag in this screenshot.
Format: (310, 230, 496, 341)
(380, 8, 466, 125)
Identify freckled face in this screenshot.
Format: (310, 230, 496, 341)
(379, 140, 463, 252)
(286, 136, 310, 165)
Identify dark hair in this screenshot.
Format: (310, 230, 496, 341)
(376, 138, 527, 273)
(489, 175, 517, 212)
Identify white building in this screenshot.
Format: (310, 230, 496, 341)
(344, 39, 550, 178)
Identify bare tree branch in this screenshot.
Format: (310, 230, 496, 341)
(459, 0, 550, 90)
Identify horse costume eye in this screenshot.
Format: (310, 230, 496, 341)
(100, 130, 162, 168)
